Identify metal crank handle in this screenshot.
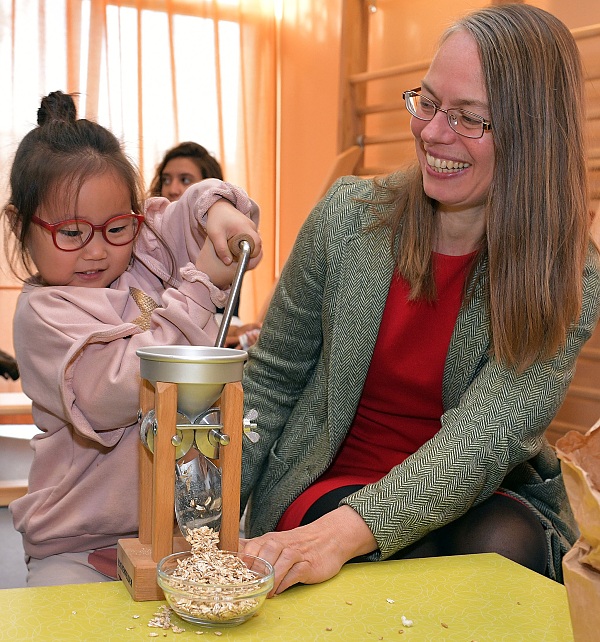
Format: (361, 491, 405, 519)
(215, 234, 255, 349)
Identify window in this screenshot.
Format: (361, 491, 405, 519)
(0, 0, 242, 186)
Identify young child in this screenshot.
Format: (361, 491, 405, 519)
(2, 91, 262, 586)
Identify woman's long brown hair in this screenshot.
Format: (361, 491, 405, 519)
(378, 4, 592, 371)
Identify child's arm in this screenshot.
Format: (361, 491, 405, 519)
(141, 180, 261, 285)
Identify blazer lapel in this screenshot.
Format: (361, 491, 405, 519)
(442, 257, 491, 410)
(327, 225, 395, 447)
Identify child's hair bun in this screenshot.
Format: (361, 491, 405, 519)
(37, 91, 77, 126)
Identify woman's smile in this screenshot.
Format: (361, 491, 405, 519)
(425, 152, 471, 174)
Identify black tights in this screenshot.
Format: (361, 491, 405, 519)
(300, 486, 548, 575)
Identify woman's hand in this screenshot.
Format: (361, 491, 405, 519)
(239, 505, 378, 596)
(205, 199, 262, 266)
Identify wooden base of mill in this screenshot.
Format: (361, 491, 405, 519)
(118, 379, 243, 601)
(117, 536, 190, 601)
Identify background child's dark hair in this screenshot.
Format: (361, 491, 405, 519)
(3, 91, 175, 281)
(148, 141, 224, 197)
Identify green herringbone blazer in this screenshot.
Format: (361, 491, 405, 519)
(241, 175, 600, 581)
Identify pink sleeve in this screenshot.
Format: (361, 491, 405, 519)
(137, 179, 259, 286)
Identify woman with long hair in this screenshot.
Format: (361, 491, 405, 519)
(239, 4, 600, 595)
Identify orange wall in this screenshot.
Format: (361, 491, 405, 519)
(535, 0, 600, 26)
(276, 0, 343, 274)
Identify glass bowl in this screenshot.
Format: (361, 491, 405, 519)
(157, 550, 274, 627)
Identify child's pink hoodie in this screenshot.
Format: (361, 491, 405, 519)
(10, 179, 258, 559)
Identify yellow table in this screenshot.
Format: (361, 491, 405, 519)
(0, 553, 573, 641)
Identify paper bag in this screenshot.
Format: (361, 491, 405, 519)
(556, 419, 600, 642)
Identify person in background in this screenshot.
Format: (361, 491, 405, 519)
(148, 141, 223, 202)
(239, 4, 600, 595)
(3, 91, 261, 586)
(149, 141, 261, 348)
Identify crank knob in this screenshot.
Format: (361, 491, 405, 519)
(227, 233, 255, 259)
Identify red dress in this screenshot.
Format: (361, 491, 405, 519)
(277, 251, 475, 531)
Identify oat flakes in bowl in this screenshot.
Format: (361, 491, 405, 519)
(157, 532, 273, 627)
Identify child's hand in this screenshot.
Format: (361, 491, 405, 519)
(196, 236, 237, 289)
(205, 199, 262, 267)
(196, 236, 262, 290)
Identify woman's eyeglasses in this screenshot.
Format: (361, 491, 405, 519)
(31, 213, 145, 252)
(403, 88, 492, 139)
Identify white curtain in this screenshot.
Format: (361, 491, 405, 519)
(0, 0, 278, 322)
